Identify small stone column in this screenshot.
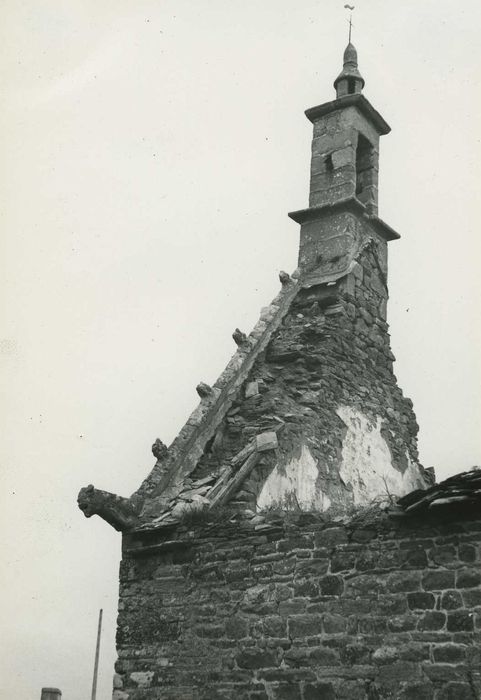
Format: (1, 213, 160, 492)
(40, 689, 62, 700)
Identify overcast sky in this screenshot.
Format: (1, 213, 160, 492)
(1, 1, 480, 698)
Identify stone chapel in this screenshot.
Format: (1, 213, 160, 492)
(78, 41, 481, 700)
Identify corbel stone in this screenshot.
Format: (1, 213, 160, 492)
(196, 382, 213, 398)
(151, 438, 168, 461)
(232, 328, 248, 346)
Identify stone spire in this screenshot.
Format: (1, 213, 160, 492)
(334, 42, 365, 98)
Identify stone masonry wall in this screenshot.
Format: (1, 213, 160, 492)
(186, 234, 426, 516)
(115, 515, 481, 700)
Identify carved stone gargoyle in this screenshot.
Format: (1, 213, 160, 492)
(77, 484, 142, 532)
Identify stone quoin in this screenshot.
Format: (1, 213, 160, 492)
(78, 39, 481, 700)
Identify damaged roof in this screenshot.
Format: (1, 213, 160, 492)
(390, 468, 481, 516)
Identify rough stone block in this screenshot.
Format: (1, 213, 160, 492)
(225, 615, 249, 640)
(273, 558, 296, 576)
(245, 381, 259, 398)
(398, 642, 430, 662)
(432, 644, 466, 663)
(278, 536, 314, 552)
(279, 599, 306, 616)
(372, 646, 400, 665)
(295, 558, 329, 576)
(315, 527, 348, 547)
(350, 528, 377, 544)
(355, 550, 380, 571)
(331, 146, 354, 169)
(456, 569, 481, 589)
(402, 548, 428, 568)
(417, 612, 446, 631)
(293, 578, 319, 597)
(446, 610, 474, 632)
(263, 616, 287, 638)
(440, 590, 463, 610)
(308, 645, 341, 666)
(323, 613, 347, 634)
(429, 546, 458, 567)
(347, 574, 386, 596)
(457, 544, 477, 563)
(398, 681, 434, 699)
(330, 551, 356, 572)
(236, 648, 278, 669)
(407, 592, 436, 610)
(376, 594, 408, 615)
(287, 614, 322, 638)
(462, 588, 481, 607)
(376, 661, 422, 683)
(386, 571, 421, 593)
(436, 682, 476, 700)
(387, 615, 418, 632)
(269, 683, 302, 700)
(340, 643, 371, 665)
(319, 575, 344, 596)
(256, 431, 278, 452)
(130, 671, 155, 688)
(303, 682, 336, 700)
(422, 570, 455, 591)
(358, 617, 387, 634)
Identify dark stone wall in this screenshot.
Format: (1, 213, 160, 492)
(187, 235, 425, 515)
(114, 516, 481, 700)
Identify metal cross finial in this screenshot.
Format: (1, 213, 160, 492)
(344, 4, 355, 42)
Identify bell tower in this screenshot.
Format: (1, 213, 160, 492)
(289, 42, 399, 290)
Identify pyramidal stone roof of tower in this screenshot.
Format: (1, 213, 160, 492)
(77, 42, 436, 534)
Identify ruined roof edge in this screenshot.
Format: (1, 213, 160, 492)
(133, 275, 301, 504)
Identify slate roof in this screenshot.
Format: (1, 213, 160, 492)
(391, 468, 481, 516)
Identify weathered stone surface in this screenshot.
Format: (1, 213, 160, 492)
(432, 644, 466, 663)
(417, 612, 446, 631)
(97, 47, 481, 700)
(287, 614, 322, 638)
(236, 648, 278, 669)
(423, 570, 455, 591)
(407, 592, 435, 610)
(112, 516, 478, 700)
(319, 574, 344, 596)
(436, 682, 476, 700)
(77, 485, 140, 531)
(446, 610, 474, 632)
(456, 568, 481, 589)
(440, 590, 463, 610)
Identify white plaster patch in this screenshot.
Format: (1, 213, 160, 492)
(130, 671, 154, 688)
(336, 405, 424, 504)
(257, 444, 331, 511)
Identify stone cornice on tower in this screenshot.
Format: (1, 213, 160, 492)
(305, 93, 390, 135)
(288, 196, 400, 242)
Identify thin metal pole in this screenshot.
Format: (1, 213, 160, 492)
(91, 609, 103, 700)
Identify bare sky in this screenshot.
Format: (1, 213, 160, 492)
(1, 1, 480, 698)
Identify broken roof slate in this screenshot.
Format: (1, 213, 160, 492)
(392, 467, 481, 516)
(135, 275, 300, 516)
